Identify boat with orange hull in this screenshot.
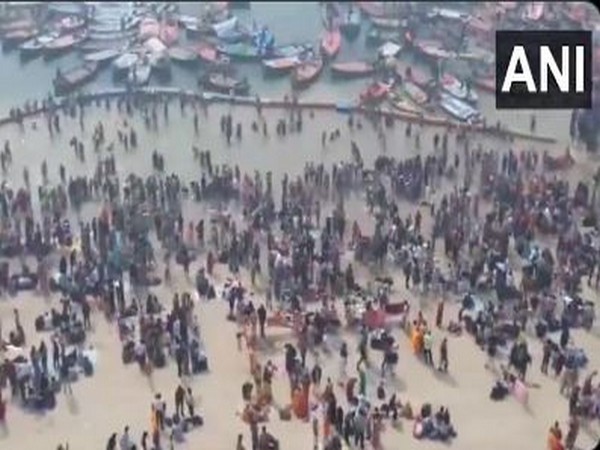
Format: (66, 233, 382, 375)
(320, 28, 341, 59)
(291, 58, 323, 88)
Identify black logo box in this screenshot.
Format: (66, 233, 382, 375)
(496, 30, 592, 109)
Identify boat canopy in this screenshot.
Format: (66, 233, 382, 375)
(379, 41, 401, 58)
(145, 37, 167, 53)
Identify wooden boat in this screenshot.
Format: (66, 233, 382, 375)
(273, 43, 312, 59)
(339, 8, 361, 40)
(196, 43, 220, 64)
(201, 72, 250, 95)
(212, 16, 237, 38)
(387, 91, 424, 115)
(473, 76, 496, 94)
(219, 42, 260, 61)
(19, 31, 60, 59)
(80, 38, 132, 53)
(440, 73, 478, 104)
(320, 28, 341, 59)
(522, 2, 545, 21)
(0, 19, 36, 35)
(402, 65, 432, 88)
(113, 52, 139, 73)
(262, 55, 301, 76)
(44, 31, 88, 57)
(2, 28, 39, 49)
(365, 27, 399, 47)
(83, 48, 121, 64)
(128, 61, 152, 86)
(53, 61, 99, 95)
(414, 40, 456, 60)
(331, 61, 374, 79)
(356, 2, 387, 18)
(359, 82, 390, 103)
(88, 29, 137, 42)
(54, 16, 86, 33)
(403, 81, 429, 105)
(291, 59, 323, 88)
(438, 92, 481, 123)
(370, 16, 401, 29)
(168, 46, 198, 65)
(148, 52, 171, 76)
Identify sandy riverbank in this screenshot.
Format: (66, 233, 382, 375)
(0, 101, 598, 450)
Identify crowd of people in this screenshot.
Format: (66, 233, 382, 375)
(0, 86, 596, 450)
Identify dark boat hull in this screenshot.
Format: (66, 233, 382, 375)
(331, 66, 374, 79)
(200, 77, 250, 95)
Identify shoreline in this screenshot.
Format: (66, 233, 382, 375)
(1, 87, 558, 145)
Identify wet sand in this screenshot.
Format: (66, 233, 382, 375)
(0, 100, 599, 450)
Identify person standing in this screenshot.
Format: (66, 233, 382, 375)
(339, 341, 348, 382)
(423, 330, 433, 366)
(174, 384, 185, 417)
(185, 387, 196, 417)
(438, 337, 448, 372)
(257, 304, 266, 338)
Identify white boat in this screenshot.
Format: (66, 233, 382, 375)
(113, 52, 139, 72)
(439, 93, 481, 123)
(19, 31, 60, 56)
(212, 16, 238, 38)
(441, 74, 478, 104)
(128, 62, 151, 86)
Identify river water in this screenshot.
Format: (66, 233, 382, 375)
(0, 1, 595, 143)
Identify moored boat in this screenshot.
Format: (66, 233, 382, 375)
(402, 65, 432, 88)
(356, 2, 387, 18)
(219, 42, 260, 61)
(339, 8, 361, 40)
(53, 61, 99, 95)
(403, 80, 429, 106)
(54, 16, 86, 33)
(272, 43, 312, 59)
(113, 52, 139, 75)
(291, 58, 323, 88)
(370, 16, 401, 29)
(438, 92, 481, 123)
(201, 72, 250, 95)
(80, 38, 132, 53)
(440, 73, 478, 104)
(359, 81, 390, 103)
(320, 28, 341, 59)
(43, 31, 88, 58)
(331, 61, 374, 79)
(0, 19, 36, 35)
(262, 55, 301, 76)
(168, 46, 198, 65)
(19, 31, 60, 59)
(414, 40, 456, 60)
(473, 76, 495, 94)
(365, 26, 399, 47)
(127, 60, 152, 86)
(84, 48, 121, 65)
(2, 27, 39, 49)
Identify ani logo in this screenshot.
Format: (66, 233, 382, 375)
(496, 30, 592, 109)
